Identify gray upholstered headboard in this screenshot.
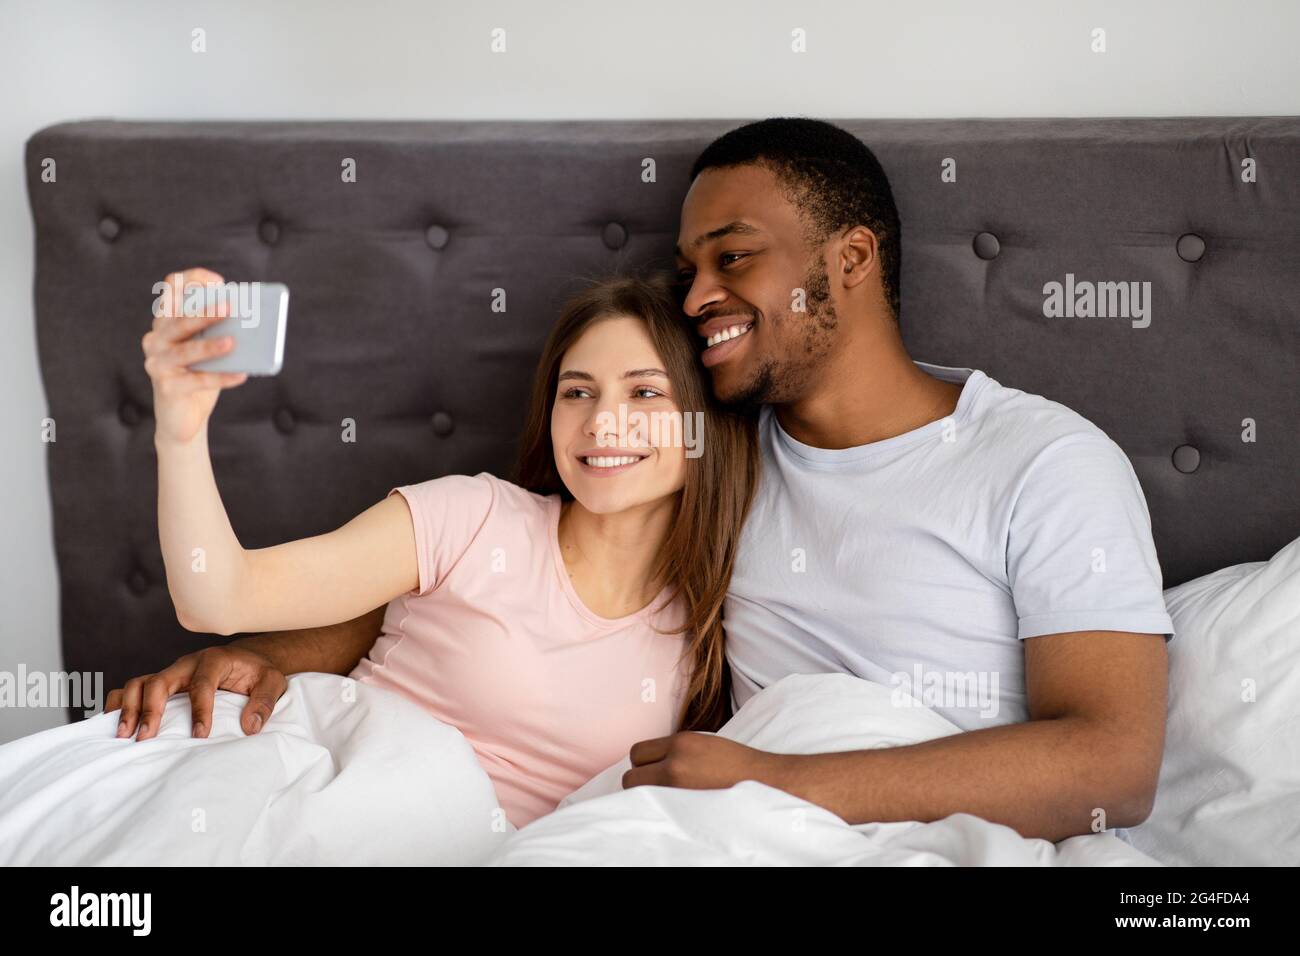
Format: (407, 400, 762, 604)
(25, 118, 1300, 711)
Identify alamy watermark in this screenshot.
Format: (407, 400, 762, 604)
(50, 886, 151, 936)
(594, 405, 705, 459)
(0, 666, 103, 717)
(152, 279, 263, 328)
(890, 665, 1000, 720)
(1042, 273, 1151, 329)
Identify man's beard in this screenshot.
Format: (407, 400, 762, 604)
(719, 262, 838, 410)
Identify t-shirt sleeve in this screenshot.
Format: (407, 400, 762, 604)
(388, 472, 496, 597)
(1006, 436, 1175, 641)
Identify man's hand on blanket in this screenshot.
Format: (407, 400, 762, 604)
(623, 733, 786, 793)
(105, 645, 288, 742)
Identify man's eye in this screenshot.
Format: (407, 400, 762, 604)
(720, 252, 748, 267)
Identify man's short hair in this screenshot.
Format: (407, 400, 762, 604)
(690, 117, 902, 320)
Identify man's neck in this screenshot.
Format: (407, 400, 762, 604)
(773, 329, 964, 450)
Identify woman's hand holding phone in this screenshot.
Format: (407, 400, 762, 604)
(142, 268, 248, 446)
(142, 266, 418, 639)
(144, 267, 259, 636)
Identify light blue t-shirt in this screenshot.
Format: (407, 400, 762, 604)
(725, 361, 1175, 735)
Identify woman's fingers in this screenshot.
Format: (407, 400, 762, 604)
(156, 271, 226, 326)
(144, 334, 233, 372)
(161, 268, 227, 313)
(149, 298, 229, 341)
(160, 370, 249, 394)
(177, 267, 226, 290)
(142, 339, 234, 388)
(172, 334, 235, 368)
(143, 341, 249, 393)
(142, 304, 228, 372)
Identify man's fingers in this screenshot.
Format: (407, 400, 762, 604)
(187, 653, 232, 739)
(621, 764, 661, 790)
(240, 669, 288, 736)
(105, 687, 123, 714)
(115, 676, 148, 738)
(135, 672, 183, 741)
(627, 735, 673, 767)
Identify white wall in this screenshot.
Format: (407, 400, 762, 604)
(3, 0, 1298, 742)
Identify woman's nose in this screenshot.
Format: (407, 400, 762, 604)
(586, 398, 620, 445)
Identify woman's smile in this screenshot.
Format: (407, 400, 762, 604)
(576, 450, 651, 476)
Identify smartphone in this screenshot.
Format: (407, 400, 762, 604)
(190, 281, 289, 376)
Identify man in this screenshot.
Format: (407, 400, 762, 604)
(109, 118, 1173, 844)
(624, 118, 1174, 843)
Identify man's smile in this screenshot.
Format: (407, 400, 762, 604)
(698, 313, 757, 368)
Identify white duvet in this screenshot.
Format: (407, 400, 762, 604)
(0, 665, 1159, 868)
(487, 673, 1159, 866)
(0, 669, 1157, 865)
(0, 673, 511, 865)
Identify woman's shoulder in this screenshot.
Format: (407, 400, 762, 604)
(389, 473, 556, 593)
(396, 471, 555, 523)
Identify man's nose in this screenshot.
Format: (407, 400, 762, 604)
(681, 276, 725, 323)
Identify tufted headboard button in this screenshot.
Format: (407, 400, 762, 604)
(118, 400, 143, 427)
(602, 221, 628, 250)
(127, 568, 149, 595)
(273, 406, 296, 434)
(97, 216, 121, 241)
(425, 224, 450, 250)
(1176, 233, 1205, 262)
(431, 411, 454, 437)
(258, 218, 281, 245)
(972, 231, 1000, 260)
(1172, 443, 1202, 473)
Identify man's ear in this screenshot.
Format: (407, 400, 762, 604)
(838, 225, 879, 291)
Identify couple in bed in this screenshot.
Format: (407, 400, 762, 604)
(117, 117, 1175, 839)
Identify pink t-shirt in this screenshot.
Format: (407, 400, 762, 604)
(349, 472, 691, 828)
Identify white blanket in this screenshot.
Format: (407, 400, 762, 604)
(0, 673, 510, 865)
(487, 673, 1161, 866)
(0, 671, 1160, 866)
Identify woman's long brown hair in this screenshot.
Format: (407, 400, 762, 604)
(514, 271, 760, 733)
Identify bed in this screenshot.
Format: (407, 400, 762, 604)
(12, 117, 1300, 866)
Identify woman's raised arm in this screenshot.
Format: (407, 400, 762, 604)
(145, 268, 418, 636)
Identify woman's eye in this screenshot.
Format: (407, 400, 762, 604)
(632, 387, 663, 399)
(562, 387, 593, 399)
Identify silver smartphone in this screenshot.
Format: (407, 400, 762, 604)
(190, 281, 289, 376)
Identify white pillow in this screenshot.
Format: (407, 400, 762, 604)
(1127, 534, 1300, 866)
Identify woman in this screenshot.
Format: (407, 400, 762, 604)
(134, 267, 758, 828)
